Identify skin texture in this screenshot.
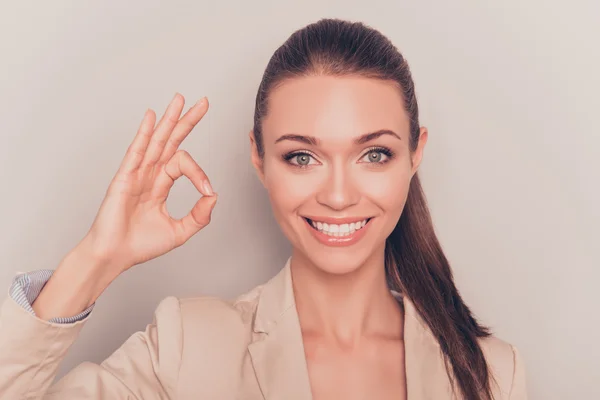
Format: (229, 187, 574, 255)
(30, 74, 428, 399)
(250, 75, 428, 399)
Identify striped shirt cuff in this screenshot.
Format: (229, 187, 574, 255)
(9, 270, 95, 324)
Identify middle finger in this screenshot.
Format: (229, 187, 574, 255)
(158, 96, 209, 164)
(141, 93, 185, 168)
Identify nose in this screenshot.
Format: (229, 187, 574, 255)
(315, 163, 361, 211)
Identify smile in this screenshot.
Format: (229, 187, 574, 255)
(302, 216, 373, 247)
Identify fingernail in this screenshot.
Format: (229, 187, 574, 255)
(195, 97, 206, 107)
(203, 180, 213, 196)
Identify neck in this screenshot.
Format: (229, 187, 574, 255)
(291, 247, 403, 347)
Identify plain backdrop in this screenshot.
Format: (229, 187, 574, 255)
(0, 1, 598, 398)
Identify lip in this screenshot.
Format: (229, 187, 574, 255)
(302, 216, 373, 247)
(301, 215, 373, 225)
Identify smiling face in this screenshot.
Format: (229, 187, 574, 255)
(251, 75, 428, 275)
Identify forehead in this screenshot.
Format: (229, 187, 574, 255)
(262, 75, 409, 142)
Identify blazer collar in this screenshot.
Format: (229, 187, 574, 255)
(247, 257, 456, 400)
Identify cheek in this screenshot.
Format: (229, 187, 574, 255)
(359, 164, 412, 207)
(262, 159, 312, 216)
(358, 164, 412, 236)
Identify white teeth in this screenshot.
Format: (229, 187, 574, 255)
(308, 218, 369, 237)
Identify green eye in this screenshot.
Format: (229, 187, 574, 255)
(296, 154, 311, 165)
(283, 151, 317, 168)
(360, 147, 395, 164)
(367, 152, 382, 162)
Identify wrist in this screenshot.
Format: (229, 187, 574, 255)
(31, 239, 124, 320)
(60, 239, 122, 302)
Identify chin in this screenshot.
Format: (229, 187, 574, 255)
(303, 250, 370, 276)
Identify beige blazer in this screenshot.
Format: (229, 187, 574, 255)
(0, 258, 527, 399)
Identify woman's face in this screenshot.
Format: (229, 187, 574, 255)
(251, 75, 427, 274)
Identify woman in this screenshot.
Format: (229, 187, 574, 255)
(0, 18, 527, 399)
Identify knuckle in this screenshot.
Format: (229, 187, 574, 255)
(128, 147, 145, 159)
(182, 120, 195, 131)
(165, 138, 180, 151)
(154, 136, 169, 147)
(195, 212, 211, 226)
(176, 149, 190, 158)
(198, 216, 211, 226)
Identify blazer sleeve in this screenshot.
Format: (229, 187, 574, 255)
(9, 270, 94, 323)
(0, 293, 183, 400)
(509, 345, 528, 400)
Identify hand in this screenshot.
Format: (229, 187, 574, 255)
(83, 93, 217, 274)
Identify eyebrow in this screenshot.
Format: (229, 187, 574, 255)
(274, 129, 402, 146)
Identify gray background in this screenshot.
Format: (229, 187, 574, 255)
(1, 1, 598, 398)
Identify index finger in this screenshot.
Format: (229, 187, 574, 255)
(154, 150, 214, 200)
(158, 97, 209, 164)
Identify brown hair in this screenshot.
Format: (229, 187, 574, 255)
(252, 18, 494, 400)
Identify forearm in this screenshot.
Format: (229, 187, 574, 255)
(32, 237, 123, 320)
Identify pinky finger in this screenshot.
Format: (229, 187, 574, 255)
(172, 193, 218, 246)
(118, 109, 156, 174)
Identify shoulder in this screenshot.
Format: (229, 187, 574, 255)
(152, 282, 264, 326)
(151, 283, 265, 350)
(478, 335, 528, 399)
(178, 286, 262, 334)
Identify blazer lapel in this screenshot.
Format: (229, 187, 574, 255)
(403, 295, 457, 399)
(248, 257, 457, 400)
(247, 257, 313, 400)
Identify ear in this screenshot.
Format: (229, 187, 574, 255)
(249, 130, 266, 187)
(411, 126, 428, 176)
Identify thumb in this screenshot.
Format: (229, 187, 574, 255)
(174, 193, 218, 245)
